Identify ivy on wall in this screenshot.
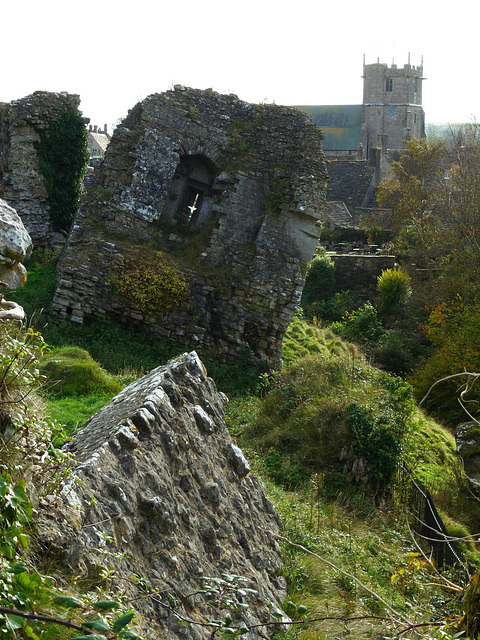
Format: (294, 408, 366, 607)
(35, 109, 90, 233)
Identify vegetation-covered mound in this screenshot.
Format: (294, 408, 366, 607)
(249, 351, 414, 491)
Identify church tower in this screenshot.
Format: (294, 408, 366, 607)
(362, 55, 425, 159)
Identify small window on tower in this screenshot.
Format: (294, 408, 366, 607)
(386, 78, 393, 92)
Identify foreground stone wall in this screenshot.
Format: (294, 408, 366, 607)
(36, 352, 286, 639)
(53, 87, 328, 366)
(0, 91, 83, 245)
(0, 198, 32, 290)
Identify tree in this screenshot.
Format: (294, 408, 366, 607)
(377, 138, 449, 267)
(378, 131, 480, 303)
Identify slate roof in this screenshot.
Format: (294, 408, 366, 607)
(295, 105, 363, 151)
(320, 201, 355, 228)
(87, 131, 110, 156)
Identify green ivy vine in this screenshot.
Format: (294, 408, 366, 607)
(35, 109, 90, 233)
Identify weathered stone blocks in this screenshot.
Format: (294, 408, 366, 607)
(0, 198, 32, 290)
(53, 87, 329, 365)
(0, 91, 85, 245)
(36, 352, 286, 639)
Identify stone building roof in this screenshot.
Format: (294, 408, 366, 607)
(321, 201, 355, 228)
(326, 161, 375, 208)
(295, 105, 362, 151)
(87, 130, 111, 157)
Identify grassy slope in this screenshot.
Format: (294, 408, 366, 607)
(10, 257, 479, 639)
(228, 317, 479, 639)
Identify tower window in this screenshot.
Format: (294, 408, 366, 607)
(386, 78, 393, 92)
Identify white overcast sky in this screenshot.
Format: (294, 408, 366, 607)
(2, 0, 479, 131)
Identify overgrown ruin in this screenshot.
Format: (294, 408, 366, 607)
(53, 87, 328, 366)
(0, 91, 86, 245)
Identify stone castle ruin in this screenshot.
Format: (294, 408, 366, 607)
(53, 87, 329, 366)
(0, 91, 86, 245)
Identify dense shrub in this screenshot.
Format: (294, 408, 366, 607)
(409, 302, 480, 425)
(110, 249, 188, 315)
(247, 352, 415, 490)
(377, 267, 412, 318)
(0, 323, 46, 431)
(331, 302, 385, 344)
(301, 254, 335, 310)
(305, 290, 360, 324)
(372, 329, 416, 375)
(347, 403, 402, 488)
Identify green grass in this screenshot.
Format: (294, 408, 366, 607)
(10, 251, 480, 638)
(282, 315, 357, 366)
(6, 254, 58, 319)
(46, 392, 118, 435)
(225, 317, 480, 638)
(38, 345, 127, 435)
(11, 253, 264, 434)
(238, 453, 461, 640)
(40, 346, 124, 397)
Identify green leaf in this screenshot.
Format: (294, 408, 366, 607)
(112, 612, 135, 633)
(0, 543, 15, 559)
(6, 562, 28, 574)
(18, 533, 30, 548)
(6, 614, 25, 630)
(0, 475, 9, 498)
(17, 571, 41, 591)
(297, 604, 308, 615)
(24, 625, 40, 640)
(119, 631, 143, 640)
(70, 635, 107, 640)
(219, 629, 239, 640)
(271, 611, 283, 619)
(93, 600, 121, 610)
(82, 620, 110, 632)
(54, 595, 84, 608)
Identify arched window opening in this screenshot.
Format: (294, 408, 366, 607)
(164, 155, 217, 231)
(386, 78, 393, 92)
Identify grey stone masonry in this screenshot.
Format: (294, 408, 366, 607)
(0, 91, 85, 246)
(35, 352, 286, 639)
(52, 87, 329, 366)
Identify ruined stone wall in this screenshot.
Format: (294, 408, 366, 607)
(0, 91, 83, 245)
(36, 352, 286, 639)
(331, 254, 396, 295)
(53, 87, 328, 366)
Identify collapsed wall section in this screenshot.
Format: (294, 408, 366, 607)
(36, 352, 286, 639)
(53, 87, 329, 365)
